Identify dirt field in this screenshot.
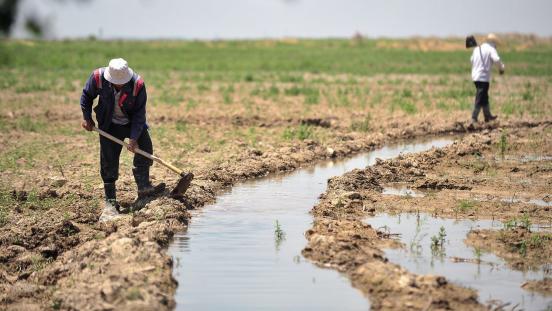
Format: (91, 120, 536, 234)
(1, 37, 551, 310)
(303, 124, 552, 309)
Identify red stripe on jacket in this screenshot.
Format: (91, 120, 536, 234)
(118, 93, 128, 108)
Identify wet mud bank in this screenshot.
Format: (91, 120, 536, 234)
(1, 119, 550, 310)
(303, 123, 552, 310)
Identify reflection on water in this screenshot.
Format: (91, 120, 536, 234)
(366, 213, 552, 310)
(168, 137, 453, 310)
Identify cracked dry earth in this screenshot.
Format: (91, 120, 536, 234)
(303, 123, 552, 310)
(1, 119, 550, 310)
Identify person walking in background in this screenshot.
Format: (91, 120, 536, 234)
(470, 33, 505, 125)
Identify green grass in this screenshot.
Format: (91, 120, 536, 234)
(454, 199, 476, 215)
(351, 115, 372, 132)
(175, 120, 188, 132)
(2, 39, 552, 79)
(284, 85, 319, 105)
(251, 84, 280, 99)
(283, 124, 315, 141)
(501, 97, 523, 116)
(15, 116, 46, 132)
(498, 130, 508, 159)
(391, 97, 417, 114)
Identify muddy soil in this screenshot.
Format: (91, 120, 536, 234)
(465, 228, 552, 270)
(522, 278, 552, 296)
(303, 123, 552, 310)
(0, 119, 549, 310)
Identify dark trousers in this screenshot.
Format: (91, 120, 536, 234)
(100, 123, 153, 183)
(472, 81, 492, 121)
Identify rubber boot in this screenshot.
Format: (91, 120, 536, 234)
(99, 182, 120, 222)
(133, 166, 166, 199)
(104, 182, 116, 203)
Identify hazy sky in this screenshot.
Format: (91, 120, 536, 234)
(12, 0, 552, 39)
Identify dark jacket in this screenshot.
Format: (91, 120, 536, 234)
(80, 68, 148, 140)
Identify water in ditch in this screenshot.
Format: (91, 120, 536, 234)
(168, 138, 453, 310)
(366, 213, 552, 310)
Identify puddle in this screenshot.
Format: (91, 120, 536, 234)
(500, 197, 552, 207)
(382, 184, 425, 198)
(168, 137, 453, 310)
(383, 184, 551, 207)
(519, 155, 552, 163)
(366, 213, 552, 310)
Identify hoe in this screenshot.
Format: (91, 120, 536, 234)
(94, 127, 194, 198)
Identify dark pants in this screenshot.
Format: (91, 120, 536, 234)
(100, 123, 153, 183)
(472, 81, 492, 122)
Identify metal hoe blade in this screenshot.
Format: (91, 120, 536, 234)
(170, 172, 194, 198)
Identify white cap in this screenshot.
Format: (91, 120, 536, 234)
(104, 58, 134, 85)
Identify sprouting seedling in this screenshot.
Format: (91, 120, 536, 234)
(473, 247, 482, 263)
(274, 220, 286, 250)
(499, 130, 508, 159)
(430, 226, 447, 258)
(519, 214, 532, 231)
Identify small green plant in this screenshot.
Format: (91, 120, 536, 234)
(436, 101, 450, 111)
(284, 85, 302, 96)
(392, 97, 417, 114)
(244, 73, 254, 82)
(401, 89, 413, 98)
(503, 215, 532, 231)
(126, 288, 143, 301)
(0, 206, 8, 227)
(282, 124, 314, 141)
(503, 218, 517, 230)
(275, 220, 285, 240)
(31, 255, 52, 272)
(519, 240, 527, 256)
(521, 82, 534, 101)
(430, 226, 447, 258)
(336, 87, 351, 107)
(196, 83, 210, 93)
(245, 127, 258, 147)
(52, 298, 63, 310)
(409, 214, 425, 256)
(304, 89, 320, 105)
(473, 247, 482, 262)
(274, 220, 286, 250)
(16, 116, 46, 132)
(498, 130, 508, 159)
(221, 84, 235, 104)
(528, 234, 544, 248)
(519, 213, 531, 230)
(175, 120, 188, 132)
(455, 199, 475, 215)
(351, 115, 372, 132)
(430, 226, 447, 249)
(186, 98, 198, 110)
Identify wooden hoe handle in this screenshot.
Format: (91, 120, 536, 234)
(93, 127, 183, 176)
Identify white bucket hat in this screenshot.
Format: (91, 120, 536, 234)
(104, 58, 134, 85)
(486, 33, 500, 45)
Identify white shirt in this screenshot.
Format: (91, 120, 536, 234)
(112, 88, 129, 125)
(471, 42, 505, 82)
